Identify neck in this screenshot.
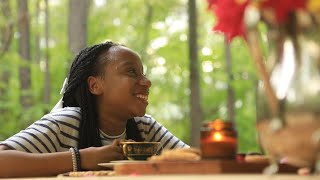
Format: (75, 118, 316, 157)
(98, 105, 128, 136)
(99, 117, 127, 136)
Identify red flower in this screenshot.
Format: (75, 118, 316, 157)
(261, 0, 307, 23)
(207, 0, 249, 41)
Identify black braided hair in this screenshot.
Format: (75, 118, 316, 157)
(62, 41, 118, 149)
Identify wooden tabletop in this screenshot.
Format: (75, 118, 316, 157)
(114, 160, 298, 175)
(2, 160, 316, 179)
(2, 175, 320, 180)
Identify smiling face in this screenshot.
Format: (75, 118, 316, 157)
(88, 46, 151, 120)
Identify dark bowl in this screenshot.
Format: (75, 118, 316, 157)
(120, 142, 161, 160)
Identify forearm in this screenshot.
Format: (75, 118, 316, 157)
(0, 150, 73, 178)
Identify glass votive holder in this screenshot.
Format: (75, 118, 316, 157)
(200, 119, 237, 160)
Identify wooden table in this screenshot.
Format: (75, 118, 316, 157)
(114, 160, 298, 175)
(2, 175, 320, 180)
(2, 160, 318, 179)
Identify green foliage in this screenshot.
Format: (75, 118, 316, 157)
(0, 0, 261, 153)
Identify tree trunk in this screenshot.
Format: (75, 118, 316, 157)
(18, 0, 32, 109)
(0, 0, 13, 57)
(0, 0, 12, 116)
(34, 0, 41, 64)
(43, 0, 50, 105)
(140, 0, 153, 64)
(188, 0, 202, 147)
(68, 0, 87, 56)
(224, 36, 235, 124)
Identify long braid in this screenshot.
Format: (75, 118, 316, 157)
(62, 41, 118, 149)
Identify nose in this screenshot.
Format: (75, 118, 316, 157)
(139, 75, 152, 88)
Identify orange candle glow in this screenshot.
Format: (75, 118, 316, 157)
(212, 132, 222, 141)
(201, 120, 237, 159)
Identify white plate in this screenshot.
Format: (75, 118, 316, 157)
(98, 160, 145, 169)
(110, 160, 145, 163)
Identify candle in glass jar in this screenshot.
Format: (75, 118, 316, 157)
(201, 119, 237, 159)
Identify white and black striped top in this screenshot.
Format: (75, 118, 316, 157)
(0, 107, 189, 153)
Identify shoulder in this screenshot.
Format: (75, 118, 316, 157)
(44, 107, 81, 126)
(133, 114, 155, 124)
(48, 107, 81, 120)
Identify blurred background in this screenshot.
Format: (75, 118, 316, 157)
(0, 0, 262, 153)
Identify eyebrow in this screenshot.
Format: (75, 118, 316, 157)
(119, 60, 136, 67)
(118, 60, 144, 73)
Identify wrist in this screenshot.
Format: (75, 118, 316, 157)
(79, 147, 92, 171)
(69, 147, 81, 172)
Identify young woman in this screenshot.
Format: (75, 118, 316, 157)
(0, 41, 188, 177)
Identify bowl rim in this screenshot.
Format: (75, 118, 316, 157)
(120, 141, 161, 145)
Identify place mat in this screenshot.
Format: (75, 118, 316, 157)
(114, 160, 299, 175)
(57, 170, 115, 177)
(98, 160, 146, 169)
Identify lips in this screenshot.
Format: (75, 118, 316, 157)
(134, 88, 149, 104)
(136, 94, 149, 105)
(136, 94, 148, 101)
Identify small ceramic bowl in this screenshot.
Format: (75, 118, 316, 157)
(120, 142, 161, 160)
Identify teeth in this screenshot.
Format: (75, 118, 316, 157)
(136, 94, 148, 101)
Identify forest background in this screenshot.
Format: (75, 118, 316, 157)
(0, 0, 264, 153)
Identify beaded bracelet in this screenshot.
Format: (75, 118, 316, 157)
(69, 147, 77, 172)
(73, 147, 82, 171)
(69, 147, 81, 172)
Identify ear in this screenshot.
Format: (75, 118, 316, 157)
(87, 76, 103, 95)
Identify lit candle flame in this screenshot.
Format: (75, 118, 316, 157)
(213, 132, 223, 141)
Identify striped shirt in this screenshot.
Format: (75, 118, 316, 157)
(0, 107, 189, 153)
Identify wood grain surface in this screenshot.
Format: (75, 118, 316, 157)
(114, 160, 298, 175)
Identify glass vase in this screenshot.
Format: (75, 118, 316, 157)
(256, 13, 320, 172)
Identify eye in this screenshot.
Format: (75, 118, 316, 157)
(128, 69, 138, 76)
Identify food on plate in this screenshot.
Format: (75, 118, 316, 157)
(67, 170, 115, 177)
(244, 155, 270, 164)
(148, 148, 201, 161)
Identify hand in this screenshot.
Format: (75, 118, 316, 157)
(121, 139, 135, 143)
(79, 140, 125, 170)
(297, 167, 311, 175)
(280, 157, 312, 175)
